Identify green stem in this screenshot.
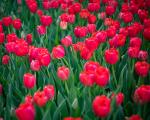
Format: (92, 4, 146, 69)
(112, 65, 117, 88)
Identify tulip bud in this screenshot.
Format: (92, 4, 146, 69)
(23, 73, 36, 89)
(33, 91, 48, 107)
(16, 102, 35, 120)
(2, 55, 10, 65)
(43, 84, 55, 100)
(92, 95, 111, 118)
(57, 66, 70, 81)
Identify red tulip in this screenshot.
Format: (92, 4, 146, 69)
(37, 25, 46, 35)
(106, 5, 116, 16)
(95, 66, 110, 87)
(43, 84, 55, 100)
(0, 33, 5, 44)
(134, 85, 150, 104)
(25, 95, 33, 104)
(94, 31, 107, 43)
(121, 12, 133, 23)
(127, 47, 139, 58)
(128, 114, 143, 120)
(36, 9, 43, 17)
(26, 34, 32, 44)
(143, 28, 150, 41)
(135, 61, 149, 77)
(138, 50, 148, 61)
(88, 14, 97, 24)
(0, 25, 3, 33)
(64, 117, 82, 120)
(79, 71, 95, 86)
(14, 39, 29, 56)
(40, 15, 53, 26)
(30, 60, 41, 71)
(57, 66, 70, 81)
(33, 91, 48, 107)
(104, 48, 119, 64)
(87, 3, 100, 12)
(52, 45, 65, 59)
(5, 42, 15, 53)
(2, 16, 12, 26)
(2, 55, 10, 65)
(116, 92, 124, 106)
(87, 24, 96, 34)
(79, 9, 90, 19)
(23, 73, 36, 89)
(92, 95, 111, 118)
(74, 26, 88, 38)
(12, 18, 22, 30)
(80, 46, 93, 60)
(16, 102, 35, 120)
(85, 37, 99, 51)
(6, 33, 17, 42)
(84, 61, 100, 72)
(129, 37, 142, 49)
(61, 35, 72, 47)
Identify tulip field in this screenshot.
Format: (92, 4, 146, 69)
(0, 0, 150, 120)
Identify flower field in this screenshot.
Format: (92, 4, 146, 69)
(0, 0, 150, 120)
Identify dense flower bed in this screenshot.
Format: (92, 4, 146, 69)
(0, 0, 150, 120)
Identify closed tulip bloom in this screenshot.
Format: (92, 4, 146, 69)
(0, 25, 3, 33)
(64, 117, 82, 120)
(61, 35, 72, 47)
(121, 12, 133, 23)
(106, 6, 116, 16)
(2, 16, 12, 26)
(6, 33, 17, 42)
(128, 114, 143, 120)
(40, 54, 51, 66)
(127, 47, 139, 58)
(116, 92, 124, 106)
(87, 3, 100, 12)
(43, 84, 55, 100)
(52, 45, 65, 59)
(25, 95, 33, 104)
(88, 14, 97, 24)
(40, 15, 53, 26)
(94, 31, 107, 43)
(134, 85, 150, 104)
(104, 48, 119, 64)
(0, 33, 5, 44)
(95, 66, 110, 87)
(138, 50, 148, 61)
(129, 37, 142, 48)
(33, 91, 48, 107)
(30, 60, 41, 71)
(79, 9, 90, 19)
(5, 42, 15, 53)
(80, 46, 93, 60)
(92, 95, 111, 118)
(87, 24, 96, 34)
(2, 55, 10, 65)
(57, 66, 70, 81)
(74, 26, 88, 38)
(37, 25, 46, 35)
(84, 61, 100, 72)
(79, 71, 95, 86)
(143, 28, 150, 41)
(26, 34, 32, 44)
(16, 102, 35, 120)
(12, 18, 22, 30)
(135, 61, 149, 77)
(23, 73, 36, 89)
(14, 39, 29, 56)
(85, 37, 99, 51)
